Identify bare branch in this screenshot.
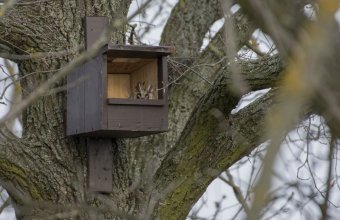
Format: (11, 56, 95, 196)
(161, 0, 223, 57)
(154, 88, 276, 219)
(219, 171, 250, 214)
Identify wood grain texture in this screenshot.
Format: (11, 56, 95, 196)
(107, 98, 165, 106)
(107, 74, 131, 98)
(85, 17, 109, 49)
(87, 138, 113, 193)
(107, 105, 167, 132)
(84, 55, 104, 133)
(108, 44, 174, 56)
(107, 58, 154, 73)
(67, 64, 85, 135)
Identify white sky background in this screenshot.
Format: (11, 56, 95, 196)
(0, 60, 17, 118)
(0, 60, 22, 138)
(128, 0, 178, 45)
(0, 1, 340, 220)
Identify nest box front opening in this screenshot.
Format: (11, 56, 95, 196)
(107, 57, 162, 100)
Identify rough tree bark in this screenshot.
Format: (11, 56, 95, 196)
(0, 0, 286, 219)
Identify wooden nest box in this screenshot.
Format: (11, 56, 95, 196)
(67, 17, 174, 138)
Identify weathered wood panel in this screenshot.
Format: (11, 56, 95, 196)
(107, 44, 175, 57)
(160, 56, 169, 129)
(106, 98, 165, 106)
(158, 57, 168, 99)
(101, 55, 108, 130)
(84, 56, 103, 132)
(83, 130, 164, 138)
(107, 74, 131, 98)
(67, 64, 85, 135)
(107, 105, 167, 132)
(85, 17, 109, 49)
(87, 138, 113, 193)
(107, 58, 154, 74)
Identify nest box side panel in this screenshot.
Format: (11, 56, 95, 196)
(158, 56, 168, 100)
(101, 54, 108, 130)
(67, 64, 85, 135)
(84, 55, 105, 133)
(157, 56, 169, 129)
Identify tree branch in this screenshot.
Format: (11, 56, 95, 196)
(155, 89, 276, 220)
(236, 0, 311, 58)
(160, 0, 223, 58)
(125, 8, 256, 190)
(153, 52, 283, 218)
(166, 9, 256, 148)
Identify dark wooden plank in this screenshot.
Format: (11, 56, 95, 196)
(101, 54, 108, 130)
(157, 57, 163, 99)
(162, 57, 169, 129)
(162, 56, 169, 100)
(83, 130, 166, 138)
(84, 55, 103, 132)
(106, 98, 165, 106)
(140, 106, 166, 130)
(107, 105, 141, 131)
(85, 17, 109, 49)
(108, 44, 175, 55)
(87, 138, 113, 193)
(159, 56, 169, 129)
(107, 51, 167, 59)
(107, 45, 174, 59)
(107, 105, 168, 132)
(67, 64, 85, 135)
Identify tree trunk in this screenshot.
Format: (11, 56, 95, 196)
(0, 1, 140, 219)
